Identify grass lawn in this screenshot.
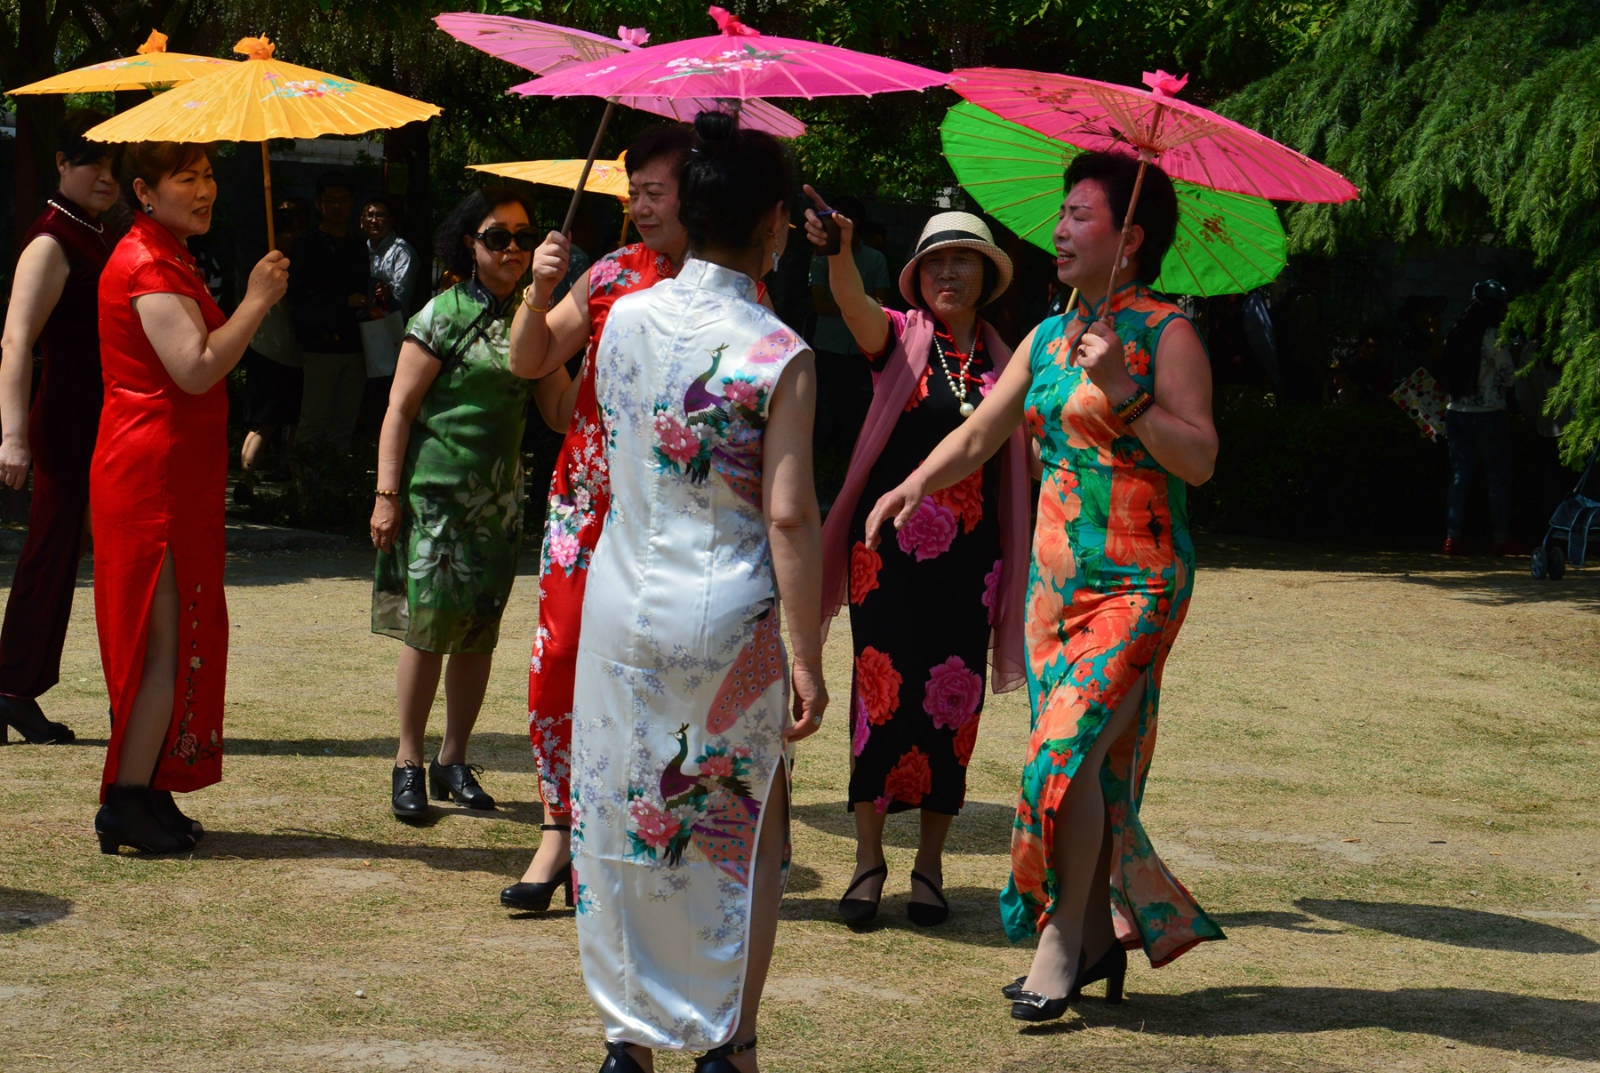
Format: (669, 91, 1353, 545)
(3, 532, 1598, 1072)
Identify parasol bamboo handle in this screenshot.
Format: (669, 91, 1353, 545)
(262, 142, 275, 252)
(1104, 157, 1148, 315)
(562, 98, 618, 237)
(618, 207, 630, 247)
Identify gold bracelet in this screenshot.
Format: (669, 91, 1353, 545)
(375, 489, 399, 498)
(522, 283, 550, 314)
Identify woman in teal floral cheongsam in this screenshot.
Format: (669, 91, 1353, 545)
(370, 188, 535, 822)
(867, 152, 1224, 1023)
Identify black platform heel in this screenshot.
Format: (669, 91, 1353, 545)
(501, 825, 574, 910)
(907, 868, 950, 926)
(837, 862, 887, 926)
(95, 786, 196, 855)
(0, 695, 75, 744)
(1074, 941, 1127, 1004)
(598, 1039, 647, 1073)
(694, 1036, 755, 1073)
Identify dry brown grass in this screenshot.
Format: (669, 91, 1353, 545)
(3, 532, 1598, 1073)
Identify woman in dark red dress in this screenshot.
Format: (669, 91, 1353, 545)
(92, 142, 288, 854)
(0, 110, 119, 744)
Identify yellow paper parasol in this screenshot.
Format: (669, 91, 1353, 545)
(471, 156, 632, 243)
(85, 37, 442, 247)
(6, 30, 237, 94)
(469, 157, 630, 201)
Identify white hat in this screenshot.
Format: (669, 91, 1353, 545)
(897, 211, 1014, 308)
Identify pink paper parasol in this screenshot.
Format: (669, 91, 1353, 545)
(951, 67, 1358, 204)
(517, 5, 953, 105)
(433, 12, 805, 138)
(952, 67, 1357, 301)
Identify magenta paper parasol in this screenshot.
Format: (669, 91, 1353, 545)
(950, 67, 1358, 204)
(433, 12, 804, 138)
(517, 5, 952, 105)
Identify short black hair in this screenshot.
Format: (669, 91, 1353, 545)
(1063, 151, 1178, 285)
(624, 123, 695, 177)
(362, 194, 394, 215)
(316, 171, 355, 197)
(122, 141, 212, 205)
(678, 110, 795, 253)
(58, 109, 114, 167)
(434, 185, 535, 280)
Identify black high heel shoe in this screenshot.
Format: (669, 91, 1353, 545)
(599, 1039, 647, 1073)
(95, 786, 197, 855)
(1, 695, 74, 744)
(428, 757, 495, 809)
(501, 824, 573, 911)
(1004, 941, 1129, 1012)
(1009, 988, 1073, 1023)
(149, 788, 205, 841)
(907, 869, 950, 927)
(837, 863, 887, 926)
(694, 1036, 755, 1073)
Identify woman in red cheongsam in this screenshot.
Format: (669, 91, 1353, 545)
(92, 141, 287, 854)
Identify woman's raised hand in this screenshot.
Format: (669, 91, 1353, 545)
(245, 250, 290, 307)
(785, 658, 827, 742)
(528, 231, 570, 308)
(1075, 318, 1138, 403)
(801, 183, 854, 252)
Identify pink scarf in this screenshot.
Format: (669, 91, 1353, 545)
(820, 309, 1031, 694)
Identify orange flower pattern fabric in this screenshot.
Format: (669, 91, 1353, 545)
(1002, 283, 1225, 967)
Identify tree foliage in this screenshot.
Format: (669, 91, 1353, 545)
(1221, 0, 1600, 462)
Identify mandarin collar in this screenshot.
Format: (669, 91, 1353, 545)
(131, 212, 198, 266)
(466, 275, 517, 318)
(676, 256, 760, 302)
(1073, 279, 1145, 322)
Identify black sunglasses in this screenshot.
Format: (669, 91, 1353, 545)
(474, 227, 538, 252)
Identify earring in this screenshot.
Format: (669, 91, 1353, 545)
(1119, 254, 1128, 269)
(143, 203, 154, 214)
(771, 248, 780, 274)
(471, 262, 478, 284)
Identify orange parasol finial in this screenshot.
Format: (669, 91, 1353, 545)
(137, 30, 169, 55)
(233, 35, 275, 61)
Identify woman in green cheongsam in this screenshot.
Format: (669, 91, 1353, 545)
(370, 188, 535, 822)
(866, 152, 1225, 1023)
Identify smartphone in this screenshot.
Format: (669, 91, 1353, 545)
(818, 209, 842, 256)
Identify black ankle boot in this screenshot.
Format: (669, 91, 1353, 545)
(1, 695, 74, 744)
(428, 757, 495, 809)
(95, 786, 196, 855)
(149, 789, 205, 841)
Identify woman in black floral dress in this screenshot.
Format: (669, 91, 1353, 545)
(810, 194, 1032, 926)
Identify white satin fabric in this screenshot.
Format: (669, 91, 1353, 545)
(571, 257, 808, 1050)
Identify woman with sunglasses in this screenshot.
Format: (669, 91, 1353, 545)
(370, 186, 537, 821)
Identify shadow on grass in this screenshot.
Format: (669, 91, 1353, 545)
(224, 731, 538, 766)
(789, 800, 1017, 853)
(781, 885, 1013, 947)
(1294, 898, 1600, 953)
(193, 827, 531, 871)
(0, 888, 73, 932)
(1086, 986, 1600, 1059)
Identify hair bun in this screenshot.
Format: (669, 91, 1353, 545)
(692, 109, 737, 152)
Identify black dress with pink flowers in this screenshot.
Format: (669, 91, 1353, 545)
(844, 318, 1002, 815)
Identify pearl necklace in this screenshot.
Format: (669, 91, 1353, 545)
(932, 331, 978, 417)
(46, 197, 105, 235)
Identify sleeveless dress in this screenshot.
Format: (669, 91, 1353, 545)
(371, 281, 532, 653)
(1001, 283, 1225, 967)
(570, 258, 807, 1051)
(0, 197, 112, 700)
(528, 244, 677, 821)
(92, 214, 229, 797)
(845, 312, 1002, 814)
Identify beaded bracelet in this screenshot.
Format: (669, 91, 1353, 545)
(1113, 388, 1154, 424)
(522, 283, 551, 314)
(375, 489, 399, 498)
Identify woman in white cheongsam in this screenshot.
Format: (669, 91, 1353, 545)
(570, 111, 826, 1073)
